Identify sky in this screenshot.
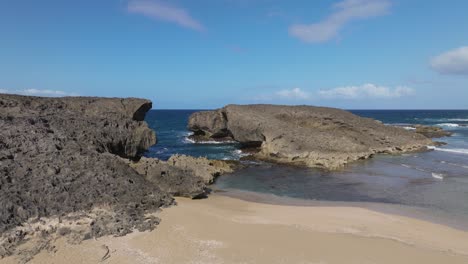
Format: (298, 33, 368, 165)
(1, 0, 467, 109)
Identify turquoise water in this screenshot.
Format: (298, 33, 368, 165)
(145, 109, 468, 221)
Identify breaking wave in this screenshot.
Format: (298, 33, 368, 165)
(436, 123, 459, 127)
(428, 146, 468, 155)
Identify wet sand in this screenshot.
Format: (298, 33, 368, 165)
(3, 194, 468, 264)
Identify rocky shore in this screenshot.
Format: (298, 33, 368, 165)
(189, 104, 435, 169)
(0, 94, 231, 262)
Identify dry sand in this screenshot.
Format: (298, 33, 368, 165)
(3, 194, 468, 264)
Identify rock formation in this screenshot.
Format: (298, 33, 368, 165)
(413, 125, 453, 138)
(0, 94, 228, 260)
(188, 104, 435, 170)
(126, 155, 238, 199)
(167, 155, 238, 184)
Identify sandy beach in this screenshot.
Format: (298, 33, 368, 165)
(3, 194, 468, 264)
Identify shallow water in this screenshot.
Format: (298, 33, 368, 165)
(145, 109, 468, 222)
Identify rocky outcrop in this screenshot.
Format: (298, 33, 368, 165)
(0, 94, 173, 259)
(413, 125, 453, 138)
(167, 155, 238, 184)
(188, 104, 435, 170)
(127, 155, 238, 198)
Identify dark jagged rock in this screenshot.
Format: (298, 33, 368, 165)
(0, 94, 173, 258)
(126, 155, 238, 198)
(413, 125, 453, 138)
(188, 104, 434, 170)
(167, 155, 239, 184)
(126, 157, 208, 199)
(0, 95, 157, 159)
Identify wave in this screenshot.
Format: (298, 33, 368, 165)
(385, 123, 416, 130)
(181, 132, 237, 144)
(421, 118, 468, 122)
(401, 164, 449, 180)
(436, 123, 460, 128)
(217, 149, 251, 160)
(428, 146, 468, 155)
(184, 137, 238, 144)
(233, 149, 250, 158)
(183, 137, 196, 144)
(432, 173, 444, 180)
(440, 160, 468, 169)
(446, 118, 468, 122)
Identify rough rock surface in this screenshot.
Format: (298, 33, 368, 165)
(127, 155, 238, 198)
(167, 155, 238, 184)
(413, 125, 453, 138)
(188, 104, 434, 169)
(0, 94, 174, 259)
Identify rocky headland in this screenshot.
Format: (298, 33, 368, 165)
(188, 104, 435, 170)
(0, 94, 231, 261)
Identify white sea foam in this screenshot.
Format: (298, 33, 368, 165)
(446, 118, 468, 122)
(193, 140, 237, 144)
(233, 149, 250, 158)
(182, 135, 237, 144)
(428, 146, 468, 155)
(422, 118, 468, 122)
(183, 137, 196, 144)
(432, 173, 444, 180)
(436, 123, 460, 127)
(385, 123, 416, 130)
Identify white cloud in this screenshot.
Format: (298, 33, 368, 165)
(318, 83, 414, 99)
(275, 88, 310, 99)
(289, 0, 391, 43)
(0, 88, 78, 97)
(128, 0, 204, 31)
(254, 88, 311, 101)
(430, 46, 468, 75)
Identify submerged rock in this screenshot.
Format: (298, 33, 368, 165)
(0, 94, 173, 258)
(188, 104, 434, 170)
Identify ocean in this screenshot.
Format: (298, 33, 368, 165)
(145, 109, 468, 226)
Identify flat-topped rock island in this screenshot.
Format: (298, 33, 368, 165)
(189, 104, 435, 169)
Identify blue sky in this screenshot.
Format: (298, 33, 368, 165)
(1, 0, 467, 109)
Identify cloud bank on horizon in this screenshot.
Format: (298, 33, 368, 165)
(318, 84, 414, 99)
(260, 84, 415, 103)
(0, 89, 79, 97)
